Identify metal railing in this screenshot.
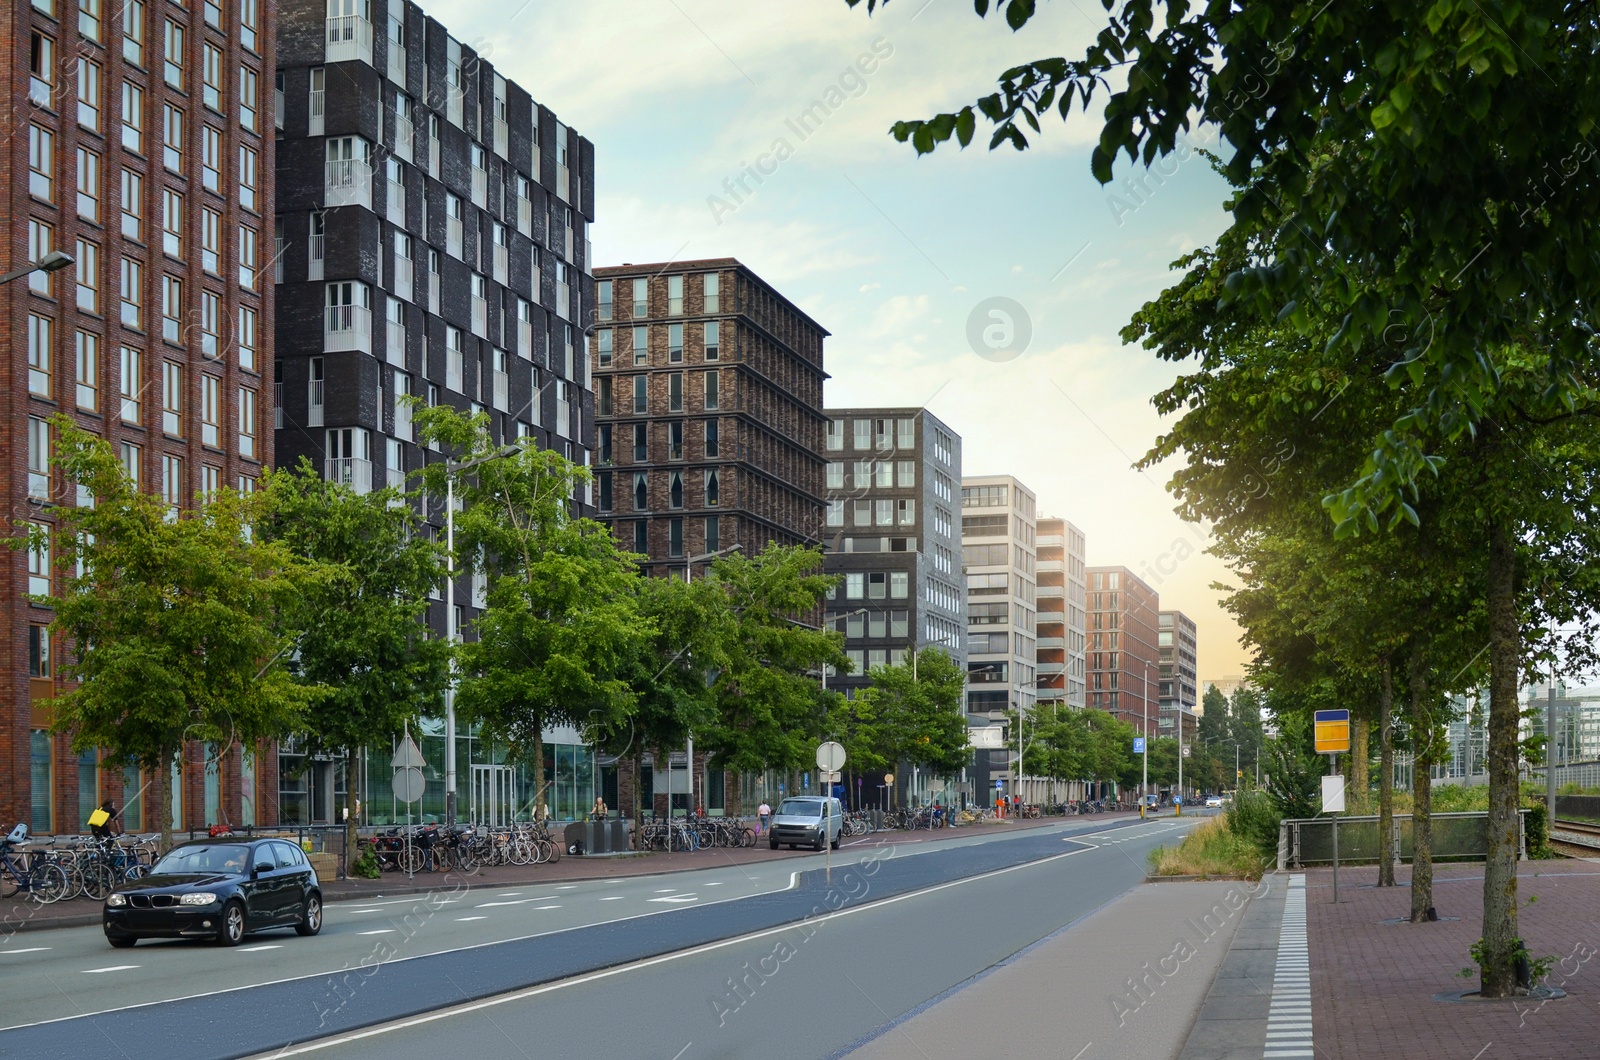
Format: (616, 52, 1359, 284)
(1276, 811, 1528, 870)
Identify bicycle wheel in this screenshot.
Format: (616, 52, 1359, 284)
(544, 836, 561, 863)
(0, 865, 19, 900)
(80, 862, 115, 901)
(399, 846, 425, 874)
(31, 863, 70, 904)
(739, 828, 755, 848)
(457, 844, 481, 874)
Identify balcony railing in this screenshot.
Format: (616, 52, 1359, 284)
(494, 116, 509, 157)
(428, 271, 440, 315)
(325, 158, 373, 210)
(386, 180, 405, 226)
(470, 167, 486, 208)
(446, 217, 462, 258)
(325, 457, 373, 494)
(446, 352, 463, 393)
(394, 255, 413, 301)
(386, 322, 405, 366)
(388, 43, 407, 88)
(324, 304, 372, 353)
(309, 88, 325, 136)
(325, 16, 373, 65)
(518, 319, 532, 358)
(493, 244, 508, 285)
(394, 399, 412, 441)
(394, 112, 413, 163)
(471, 296, 487, 338)
(428, 136, 440, 178)
(308, 234, 324, 281)
(307, 379, 324, 427)
(492, 369, 508, 412)
(274, 382, 284, 428)
(556, 284, 570, 321)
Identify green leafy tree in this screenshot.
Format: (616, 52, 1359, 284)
(857, 648, 970, 782)
(29, 419, 317, 851)
(257, 460, 451, 858)
(1261, 711, 1322, 822)
(415, 405, 652, 816)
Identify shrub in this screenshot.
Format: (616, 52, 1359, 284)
(1148, 815, 1270, 878)
(1228, 786, 1283, 857)
(351, 842, 381, 879)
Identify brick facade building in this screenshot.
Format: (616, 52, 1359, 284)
(4, 0, 276, 833)
(1085, 565, 1161, 734)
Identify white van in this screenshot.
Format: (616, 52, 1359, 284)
(768, 796, 842, 851)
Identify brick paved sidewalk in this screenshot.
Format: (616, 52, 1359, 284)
(1307, 857, 1600, 1059)
(2, 810, 1125, 935)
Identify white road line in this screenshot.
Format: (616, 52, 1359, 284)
(496, 892, 523, 897)
(1262, 875, 1313, 1060)
(648, 895, 697, 904)
(454, 916, 487, 922)
(535, 905, 561, 910)
(263, 841, 1098, 1057)
(705, 882, 724, 886)
(82, 965, 139, 973)
(475, 896, 556, 908)
(598, 896, 626, 901)
(357, 930, 395, 936)
(346, 908, 383, 913)
(555, 885, 577, 890)
(653, 888, 678, 893)
(239, 945, 282, 952)
(0, 948, 50, 955)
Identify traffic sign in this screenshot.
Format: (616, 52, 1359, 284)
(1133, 737, 1146, 754)
(816, 741, 847, 772)
(391, 734, 428, 769)
(1314, 709, 1351, 754)
(393, 766, 425, 803)
(821, 770, 841, 784)
(1321, 775, 1346, 814)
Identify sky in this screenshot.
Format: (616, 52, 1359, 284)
(428, 0, 1250, 681)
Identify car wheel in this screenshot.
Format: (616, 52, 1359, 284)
(295, 893, 323, 937)
(216, 900, 247, 946)
(813, 833, 825, 852)
(106, 934, 137, 949)
(769, 839, 778, 850)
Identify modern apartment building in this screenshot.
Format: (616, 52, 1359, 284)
(821, 408, 965, 805)
(5, 0, 277, 834)
(591, 258, 828, 816)
(1085, 565, 1161, 734)
(273, 0, 598, 825)
(961, 475, 1038, 796)
(591, 258, 827, 574)
(1035, 517, 1087, 710)
(1158, 609, 1199, 745)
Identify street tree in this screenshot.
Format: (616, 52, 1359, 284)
(857, 648, 970, 787)
(256, 460, 451, 859)
(30, 419, 317, 851)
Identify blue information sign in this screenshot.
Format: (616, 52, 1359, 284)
(1133, 737, 1146, 754)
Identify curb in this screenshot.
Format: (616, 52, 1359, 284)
(1144, 873, 1263, 884)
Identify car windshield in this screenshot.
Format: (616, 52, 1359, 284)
(152, 844, 253, 875)
(778, 799, 824, 817)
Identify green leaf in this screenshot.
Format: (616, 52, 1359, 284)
(1371, 102, 1399, 129)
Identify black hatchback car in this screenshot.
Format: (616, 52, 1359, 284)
(103, 838, 323, 948)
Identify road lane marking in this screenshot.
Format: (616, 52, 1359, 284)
(648, 895, 697, 903)
(653, 888, 677, 893)
(535, 905, 561, 910)
(357, 930, 395, 935)
(598, 896, 625, 901)
(347, 908, 383, 913)
(82, 965, 139, 973)
(475, 896, 556, 908)
(238, 945, 282, 952)
(455, 916, 487, 922)
(706, 882, 724, 886)
(496, 892, 523, 897)
(0, 948, 50, 955)
(555, 885, 577, 890)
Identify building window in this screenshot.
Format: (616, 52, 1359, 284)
(118, 344, 142, 419)
(631, 326, 646, 366)
(853, 419, 871, 450)
(846, 572, 864, 599)
(76, 147, 100, 222)
(667, 275, 683, 315)
(238, 387, 258, 458)
(597, 329, 612, 368)
(703, 273, 719, 313)
(162, 104, 183, 171)
(121, 169, 143, 240)
(163, 21, 185, 88)
(202, 126, 222, 192)
(28, 315, 54, 398)
(28, 125, 54, 201)
(598, 280, 612, 321)
(162, 455, 185, 513)
(827, 499, 844, 526)
(122, 82, 144, 153)
(239, 145, 258, 211)
(875, 499, 892, 526)
(29, 33, 55, 109)
(78, 59, 102, 131)
(201, 373, 221, 446)
(827, 463, 844, 489)
(239, 65, 258, 131)
(28, 221, 55, 298)
(240, 0, 259, 51)
(853, 499, 870, 527)
(669, 471, 683, 509)
(668, 323, 683, 363)
(195, 44, 223, 113)
(633, 472, 648, 511)
(120, 441, 142, 487)
(76, 331, 100, 411)
(704, 321, 719, 361)
(633, 521, 648, 554)
(123, 0, 145, 64)
(162, 362, 184, 436)
(75, 239, 100, 313)
(161, 189, 183, 257)
(826, 420, 844, 451)
(199, 208, 222, 275)
(28, 418, 51, 500)
(82, 0, 104, 40)
(632, 375, 647, 414)
(238, 306, 258, 371)
(633, 422, 647, 462)
(705, 469, 719, 507)
(705, 419, 719, 457)
(632, 277, 647, 317)
(703, 370, 719, 410)
(204, 0, 222, 30)
(239, 226, 258, 288)
(668, 373, 683, 412)
(161, 275, 182, 342)
(30, 625, 51, 678)
(891, 571, 910, 599)
(668, 517, 684, 558)
(898, 460, 916, 487)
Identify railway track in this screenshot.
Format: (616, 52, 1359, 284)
(1550, 817, 1600, 854)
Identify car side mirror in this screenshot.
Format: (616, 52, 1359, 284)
(253, 863, 274, 875)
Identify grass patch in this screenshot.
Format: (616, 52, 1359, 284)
(1147, 815, 1269, 880)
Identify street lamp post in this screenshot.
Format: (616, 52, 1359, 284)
(683, 544, 743, 818)
(443, 441, 524, 825)
(0, 250, 74, 287)
(1142, 664, 1151, 809)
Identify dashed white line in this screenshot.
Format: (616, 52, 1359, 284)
(81, 965, 139, 973)
(598, 896, 626, 901)
(238, 945, 283, 952)
(357, 930, 395, 936)
(1262, 874, 1313, 1060)
(535, 905, 561, 910)
(455, 916, 487, 922)
(0, 947, 50, 955)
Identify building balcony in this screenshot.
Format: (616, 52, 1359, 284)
(394, 113, 414, 163)
(494, 116, 509, 157)
(309, 88, 325, 136)
(324, 304, 372, 353)
(386, 322, 405, 366)
(556, 284, 569, 321)
(517, 197, 532, 238)
(387, 465, 407, 491)
(518, 319, 532, 359)
(471, 297, 487, 338)
(446, 353, 463, 393)
(325, 16, 373, 66)
(557, 165, 569, 203)
(493, 244, 508, 285)
(394, 255, 414, 301)
(394, 400, 412, 441)
(446, 217, 462, 259)
(446, 84, 463, 127)
(308, 235, 324, 281)
(470, 167, 487, 208)
(306, 379, 324, 427)
(325, 158, 373, 210)
(428, 136, 440, 178)
(428, 271, 440, 315)
(492, 369, 508, 412)
(386, 181, 405, 226)
(388, 43, 407, 88)
(325, 457, 372, 494)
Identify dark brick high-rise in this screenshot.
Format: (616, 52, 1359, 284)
(4, 0, 276, 833)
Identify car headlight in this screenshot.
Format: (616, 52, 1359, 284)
(105, 893, 127, 908)
(180, 893, 219, 906)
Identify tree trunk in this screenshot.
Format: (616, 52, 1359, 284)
(1410, 650, 1434, 921)
(345, 745, 361, 879)
(1378, 658, 1396, 887)
(530, 727, 547, 822)
(156, 744, 174, 854)
(1350, 716, 1370, 814)
(1480, 513, 1522, 996)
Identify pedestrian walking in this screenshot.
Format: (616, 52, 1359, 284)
(758, 801, 772, 834)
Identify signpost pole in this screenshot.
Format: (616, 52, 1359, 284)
(1314, 710, 1351, 905)
(1330, 753, 1340, 905)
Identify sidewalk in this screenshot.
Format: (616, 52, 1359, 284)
(1, 811, 1128, 935)
(1303, 857, 1600, 1060)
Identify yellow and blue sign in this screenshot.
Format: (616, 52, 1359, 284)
(1314, 709, 1351, 754)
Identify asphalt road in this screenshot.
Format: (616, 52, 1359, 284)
(0, 815, 1196, 1060)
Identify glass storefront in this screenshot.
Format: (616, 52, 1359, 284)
(30, 731, 52, 834)
(78, 750, 99, 831)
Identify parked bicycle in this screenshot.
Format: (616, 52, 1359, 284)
(0, 825, 69, 904)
